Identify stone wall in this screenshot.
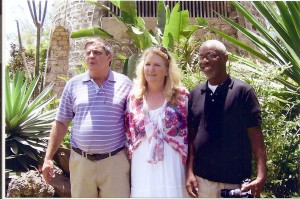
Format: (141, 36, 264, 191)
(235, 1, 266, 55)
(45, 0, 261, 96)
(45, 0, 105, 93)
(46, 26, 69, 94)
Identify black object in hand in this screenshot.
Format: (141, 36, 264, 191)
(221, 179, 253, 198)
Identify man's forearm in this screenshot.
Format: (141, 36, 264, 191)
(186, 128, 199, 198)
(254, 139, 267, 181)
(187, 128, 196, 175)
(187, 143, 195, 175)
(248, 127, 267, 181)
(45, 120, 69, 161)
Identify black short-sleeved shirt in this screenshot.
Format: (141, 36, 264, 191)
(188, 76, 262, 184)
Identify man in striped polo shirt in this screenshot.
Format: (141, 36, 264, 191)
(42, 38, 133, 197)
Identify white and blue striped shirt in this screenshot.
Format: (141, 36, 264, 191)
(56, 70, 133, 154)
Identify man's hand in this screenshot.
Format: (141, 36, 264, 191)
(41, 120, 69, 184)
(42, 159, 55, 184)
(241, 177, 266, 198)
(186, 173, 199, 198)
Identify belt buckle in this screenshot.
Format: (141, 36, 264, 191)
(82, 150, 88, 158)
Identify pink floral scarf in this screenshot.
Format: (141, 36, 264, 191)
(125, 88, 189, 164)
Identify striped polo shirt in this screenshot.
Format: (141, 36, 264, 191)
(56, 70, 132, 154)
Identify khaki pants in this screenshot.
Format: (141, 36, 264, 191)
(196, 176, 240, 198)
(69, 148, 130, 198)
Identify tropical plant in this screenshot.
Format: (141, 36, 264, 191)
(5, 68, 57, 178)
(16, 20, 32, 80)
(70, 0, 201, 78)
(27, 0, 48, 79)
(176, 34, 203, 69)
(6, 43, 35, 76)
(197, 1, 300, 108)
(228, 60, 300, 198)
(263, 113, 300, 198)
(176, 35, 205, 90)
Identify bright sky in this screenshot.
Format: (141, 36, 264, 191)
(2, 2, 52, 194)
(2, 0, 52, 66)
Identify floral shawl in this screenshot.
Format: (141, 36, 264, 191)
(125, 88, 189, 164)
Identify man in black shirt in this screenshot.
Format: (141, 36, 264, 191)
(186, 40, 267, 198)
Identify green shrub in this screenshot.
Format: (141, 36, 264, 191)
(229, 62, 300, 198)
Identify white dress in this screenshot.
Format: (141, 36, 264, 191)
(130, 106, 187, 197)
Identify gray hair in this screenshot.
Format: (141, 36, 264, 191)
(84, 38, 113, 55)
(199, 40, 227, 54)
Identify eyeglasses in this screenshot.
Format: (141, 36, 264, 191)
(152, 46, 170, 60)
(199, 53, 222, 62)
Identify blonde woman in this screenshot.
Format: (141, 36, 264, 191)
(125, 46, 189, 197)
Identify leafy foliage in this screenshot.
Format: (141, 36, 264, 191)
(71, 0, 201, 79)
(177, 36, 206, 90)
(263, 114, 299, 197)
(197, 1, 300, 107)
(228, 61, 300, 198)
(5, 69, 57, 177)
(6, 43, 35, 77)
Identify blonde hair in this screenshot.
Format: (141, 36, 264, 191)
(133, 46, 182, 104)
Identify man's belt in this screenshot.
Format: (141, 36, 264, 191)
(72, 146, 125, 161)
